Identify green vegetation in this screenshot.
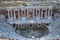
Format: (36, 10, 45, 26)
(15, 26, 48, 31)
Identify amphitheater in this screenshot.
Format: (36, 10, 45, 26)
(0, 0, 60, 40)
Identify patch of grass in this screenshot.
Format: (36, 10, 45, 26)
(15, 27, 47, 31)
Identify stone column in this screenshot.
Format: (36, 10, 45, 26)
(24, 8, 26, 20)
(48, 9, 50, 17)
(24, 9, 25, 17)
(11, 11, 13, 20)
(48, 7, 52, 19)
(51, 9, 52, 17)
(36, 7, 37, 18)
(39, 8, 40, 19)
(48, 6, 53, 17)
(27, 8, 28, 20)
(14, 10, 16, 20)
(45, 8, 47, 18)
(39, 8, 41, 19)
(50, 6, 53, 17)
(33, 7, 34, 20)
(46, 9, 48, 18)
(41, 8, 43, 18)
(20, 9, 22, 20)
(18, 9, 20, 20)
(8, 10, 10, 20)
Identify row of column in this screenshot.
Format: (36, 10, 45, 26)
(7, 7, 52, 21)
(13, 23, 46, 28)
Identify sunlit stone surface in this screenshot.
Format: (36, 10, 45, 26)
(0, 17, 60, 40)
(0, 15, 60, 40)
